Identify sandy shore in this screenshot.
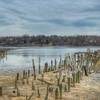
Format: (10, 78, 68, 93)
(0, 72, 99, 100)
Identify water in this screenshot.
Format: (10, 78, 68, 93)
(0, 46, 100, 75)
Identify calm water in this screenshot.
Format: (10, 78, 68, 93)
(0, 46, 100, 75)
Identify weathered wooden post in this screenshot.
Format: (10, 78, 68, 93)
(55, 59, 57, 70)
(38, 56, 41, 74)
(16, 73, 19, 80)
(23, 70, 26, 79)
(17, 87, 20, 96)
(77, 70, 80, 83)
(59, 56, 62, 68)
(56, 74, 60, 86)
(22, 78, 25, 85)
(26, 72, 28, 78)
(83, 66, 88, 76)
(64, 84, 67, 92)
(28, 70, 30, 77)
(55, 87, 59, 100)
(26, 95, 28, 100)
(44, 85, 49, 100)
(80, 70, 83, 80)
(15, 77, 17, 89)
(81, 65, 84, 77)
(32, 82, 35, 90)
(62, 76, 65, 82)
(41, 73, 44, 85)
(51, 60, 53, 71)
(37, 88, 40, 98)
(44, 62, 48, 72)
(32, 59, 36, 80)
(64, 59, 66, 69)
(0, 87, 2, 96)
(76, 71, 78, 83)
(59, 83, 62, 99)
(57, 78, 60, 86)
(67, 77, 71, 92)
(72, 72, 75, 87)
(26, 77, 29, 84)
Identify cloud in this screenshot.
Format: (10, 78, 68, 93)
(83, 4, 100, 12)
(0, 0, 100, 36)
(73, 19, 97, 27)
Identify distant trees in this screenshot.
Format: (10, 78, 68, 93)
(0, 35, 99, 46)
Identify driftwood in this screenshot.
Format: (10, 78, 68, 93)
(37, 79, 53, 85)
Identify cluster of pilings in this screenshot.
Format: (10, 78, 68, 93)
(0, 49, 100, 100)
(0, 49, 7, 61)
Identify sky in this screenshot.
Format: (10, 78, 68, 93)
(0, 0, 100, 36)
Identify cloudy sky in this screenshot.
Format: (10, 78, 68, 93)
(0, 0, 100, 36)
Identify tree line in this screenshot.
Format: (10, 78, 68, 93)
(0, 35, 100, 46)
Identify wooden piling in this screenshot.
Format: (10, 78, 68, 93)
(72, 72, 75, 87)
(55, 59, 57, 70)
(17, 87, 20, 96)
(26, 77, 29, 84)
(64, 59, 66, 69)
(55, 87, 59, 100)
(77, 71, 80, 83)
(37, 88, 40, 98)
(59, 56, 62, 68)
(44, 62, 48, 72)
(44, 85, 49, 100)
(15, 77, 17, 89)
(59, 83, 62, 99)
(75, 72, 78, 83)
(0, 87, 2, 96)
(67, 77, 71, 92)
(16, 73, 19, 80)
(32, 82, 35, 90)
(23, 70, 26, 79)
(64, 84, 67, 92)
(28, 70, 30, 77)
(51, 60, 53, 71)
(32, 59, 36, 80)
(38, 56, 41, 74)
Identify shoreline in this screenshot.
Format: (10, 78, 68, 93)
(0, 45, 100, 48)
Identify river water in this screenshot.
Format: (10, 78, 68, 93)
(0, 46, 100, 75)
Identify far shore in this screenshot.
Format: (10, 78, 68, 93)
(0, 45, 100, 49)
